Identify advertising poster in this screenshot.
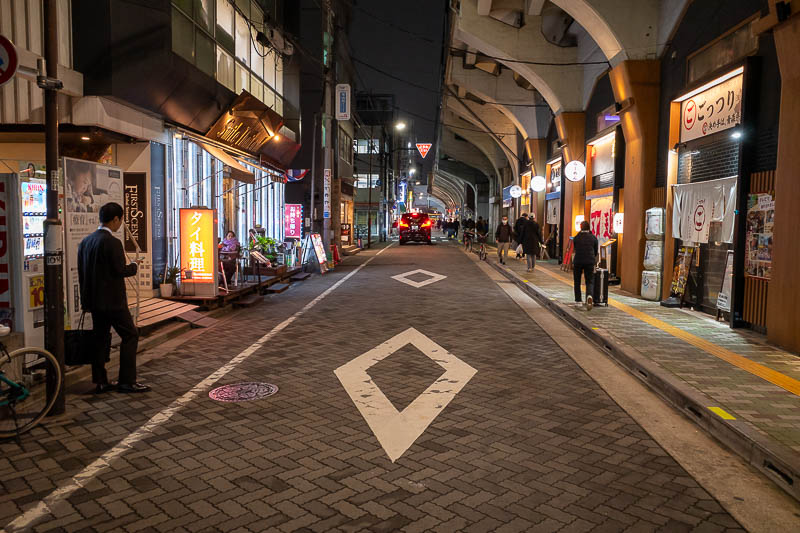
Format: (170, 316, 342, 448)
(717, 250, 734, 312)
(150, 144, 167, 287)
(589, 196, 613, 246)
(546, 199, 560, 225)
(124, 172, 152, 292)
(28, 275, 44, 310)
(63, 158, 124, 329)
(745, 193, 774, 280)
(670, 246, 696, 297)
(502, 186, 513, 208)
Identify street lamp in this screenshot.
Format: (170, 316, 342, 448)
(395, 121, 406, 131)
(409, 168, 416, 175)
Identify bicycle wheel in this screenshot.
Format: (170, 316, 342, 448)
(0, 347, 62, 439)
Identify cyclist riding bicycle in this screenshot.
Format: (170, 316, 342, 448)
(463, 228, 475, 250)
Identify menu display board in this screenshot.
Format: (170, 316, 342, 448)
(716, 250, 734, 313)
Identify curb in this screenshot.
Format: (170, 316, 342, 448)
(490, 259, 800, 503)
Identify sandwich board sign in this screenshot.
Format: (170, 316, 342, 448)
(416, 143, 431, 159)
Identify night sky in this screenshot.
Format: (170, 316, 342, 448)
(349, 0, 448, 178)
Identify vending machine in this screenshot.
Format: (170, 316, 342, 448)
(2, 172, 48, 349)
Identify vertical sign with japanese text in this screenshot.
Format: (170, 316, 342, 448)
(285, 204, 303, 239)
(0, 175, 11, 328)
(179, 208, 217, 297)
(124, 172, 152, 292)
(335, 84, 351, 121)
(323, 169, 331, 219)
(680, 72, 742, 143)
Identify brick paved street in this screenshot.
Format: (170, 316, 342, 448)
(0, 242, 761, 531)
(486, 246, 800, 461)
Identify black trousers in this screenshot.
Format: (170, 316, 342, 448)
(91, 309, 139, 385)
(573, 263, 594, 303)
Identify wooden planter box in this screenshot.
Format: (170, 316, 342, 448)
(261, 265, 286, 277)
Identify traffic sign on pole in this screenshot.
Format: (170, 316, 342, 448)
(416, 143, 431, 159)
(0, 35, 19, 87)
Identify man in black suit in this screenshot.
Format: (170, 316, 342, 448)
(78, 202, 150, 393)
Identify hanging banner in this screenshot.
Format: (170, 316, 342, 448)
(323, 169, 331, 219)
(672, 177, 736, 244)
(64, 158, 124, 329)
(589, 196, 613, 246)
(680, 72, 742, 143)
(745, 193, 774, 279)
(150, 145, 167, 287)
(124, 172, 152, 292)
(284, 204, 303, 239)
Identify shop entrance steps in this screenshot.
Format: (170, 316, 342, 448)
(342, 245, 360, 256)
(176, 309, 219, 328)
(291, 272, 311, 282)
(266, 282, 290, 294)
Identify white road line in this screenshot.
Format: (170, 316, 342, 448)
(390, 269, 447, 288)
(3, 245, 393, 533)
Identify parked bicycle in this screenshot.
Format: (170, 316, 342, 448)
(0, 325, 62, 441)
(475, 232, 488, 261)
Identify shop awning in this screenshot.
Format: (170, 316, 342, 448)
(197, 142, 255, 184)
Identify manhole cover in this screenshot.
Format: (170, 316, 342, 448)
(209, 382, 279, 402)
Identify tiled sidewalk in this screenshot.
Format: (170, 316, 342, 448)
(479, 244, 800, 491)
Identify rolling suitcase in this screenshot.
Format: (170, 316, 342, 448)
(592, 268, 609, 307)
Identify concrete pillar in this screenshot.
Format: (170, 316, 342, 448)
(554, 112, 585, 258)
(525, 138, 548, 225)
(609, 60, 661, 295)
(767, 13, 800, 353)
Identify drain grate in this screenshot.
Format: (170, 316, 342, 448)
(209, 382, 279, 402)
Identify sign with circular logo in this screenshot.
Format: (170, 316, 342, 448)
(693, 203, 706, 231)
(0, 35, 19, 87)
(509, 185, 522, 198)
(683, 99, 696, 131)
(564, 160, 585, 182)
(531, 175, 546, 192)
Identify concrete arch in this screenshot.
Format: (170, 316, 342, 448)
(445, 96, 518, 183)
(456, 0, 584, 113)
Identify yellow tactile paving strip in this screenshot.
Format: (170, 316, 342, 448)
(535, 267, 800, 398)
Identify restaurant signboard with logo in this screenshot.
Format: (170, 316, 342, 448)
(680, 71, 742, 143)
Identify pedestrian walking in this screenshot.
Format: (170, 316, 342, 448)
(518, 214, 543, 272)
(78, 202, 150, 393)
(572, 220, 599, 310)
(453, 219, 460, 239)
(495, 215, 514, 264)
(513, 213, 528, 259)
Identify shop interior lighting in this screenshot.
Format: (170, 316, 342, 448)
(674, 66, 744, 102)
(588, 130, 616, 147)
(80, 136, 90, 141)
(395, 121, 406, 131)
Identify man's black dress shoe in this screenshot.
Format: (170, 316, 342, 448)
(116, 382, 151, 393)
(93, 383, 116, 394)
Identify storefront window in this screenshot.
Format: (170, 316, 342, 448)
(195, 0, 215, 33)
(216, 45, 234, 90)
(263, 49, 276, 89)
(215, 0, 234, 52)
(234, 11, 250, 67)
(172, 8, 194, 62)
(196, 29, 216, 76)
(235, 62, 249, 94)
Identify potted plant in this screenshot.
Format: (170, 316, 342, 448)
(249, 235, 285, 276)
(160, 266, 181, 297)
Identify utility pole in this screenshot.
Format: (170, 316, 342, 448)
(367, 125, 374, 249)
(42, 0, 65, 415)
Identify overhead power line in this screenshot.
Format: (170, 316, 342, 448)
(450, 47, 610, 67)
(354, 5, 439, 44)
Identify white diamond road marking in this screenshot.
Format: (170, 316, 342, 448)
(391, 269, 447, 288)
(334, 327, 477, 462)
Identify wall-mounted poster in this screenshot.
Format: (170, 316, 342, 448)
(670, 246, 696, 297)
(745, 193, 774, 280)
(589, 196, 613, 247)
